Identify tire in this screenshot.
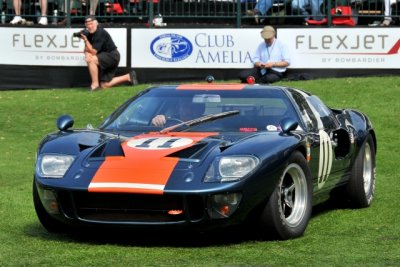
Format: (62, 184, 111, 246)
(32, 180, 68, 233)
(261, 151, 313, 240)
(346, 134, 376, 208)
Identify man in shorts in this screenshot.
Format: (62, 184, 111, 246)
(80, 15, 138, 91)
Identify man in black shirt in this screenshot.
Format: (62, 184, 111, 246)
(80, 15, 138, 91)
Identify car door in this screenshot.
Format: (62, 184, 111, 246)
(287, 89, 352, 191)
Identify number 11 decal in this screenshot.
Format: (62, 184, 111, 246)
(127, 137, 194, 150)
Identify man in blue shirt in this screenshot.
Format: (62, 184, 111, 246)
(239, 26, 290, 84)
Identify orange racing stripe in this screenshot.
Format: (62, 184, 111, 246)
(89, 132, 216, 194)
(177, 84, 245, 90)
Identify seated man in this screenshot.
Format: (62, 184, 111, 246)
(151, 100, 205, 127)
(238, 26, 290, 84)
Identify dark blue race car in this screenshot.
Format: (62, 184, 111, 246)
(33, 83, 376, 240)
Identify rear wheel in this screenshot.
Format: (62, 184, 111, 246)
(346, 134, 376, 208)
(261, 151, 313, 240)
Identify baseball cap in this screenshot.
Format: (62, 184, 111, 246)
(85, 15, 97, 23)
(260, 26, 276, 39)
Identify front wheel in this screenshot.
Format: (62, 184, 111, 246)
(260, 151, 313, 240)
(346, 134, 376, 208)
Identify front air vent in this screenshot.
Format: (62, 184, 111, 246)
(167, 142, 208, 159)
(89, 139, 125, 158)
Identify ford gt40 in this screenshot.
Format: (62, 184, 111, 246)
(33, 83, 376, 240)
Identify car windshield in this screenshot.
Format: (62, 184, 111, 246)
(100, 86, 300, 133)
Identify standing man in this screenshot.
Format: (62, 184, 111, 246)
(80, 15, 138, 91)
(239, 26, 290, 84)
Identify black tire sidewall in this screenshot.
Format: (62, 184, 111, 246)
(347, 134, 376, 208)
(261, 151, 313, 240)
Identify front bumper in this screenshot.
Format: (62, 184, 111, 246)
(35, 181, 245, 229)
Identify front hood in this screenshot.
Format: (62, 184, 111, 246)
(87, 132, 220, 194)
(38, 130, 298, 195)
(39, 130, 120, 155)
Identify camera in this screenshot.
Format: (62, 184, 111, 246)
(73, 29, 89, 38)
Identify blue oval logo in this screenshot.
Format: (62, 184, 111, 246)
(150, 34, 193, 62)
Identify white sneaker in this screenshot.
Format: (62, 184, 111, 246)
(38, 17, 48, 25)
(10, 16, 22, 24)
(380, 19, 391, 26)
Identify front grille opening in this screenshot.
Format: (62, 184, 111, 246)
(71, 192, 204, 223)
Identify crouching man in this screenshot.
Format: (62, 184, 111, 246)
(80, 15, 138, 91)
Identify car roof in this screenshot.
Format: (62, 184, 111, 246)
(147, 83, 290, 92)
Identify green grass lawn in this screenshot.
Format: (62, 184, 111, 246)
(0, 77, 399, 266)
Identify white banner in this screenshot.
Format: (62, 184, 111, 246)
(0, 27, 127, 67)
(1, 27, 399, 69)
(131, 28, 260, 68)
(278, 28, 400, 69)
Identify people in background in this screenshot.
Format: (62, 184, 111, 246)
(381, 0, 393, 26)
(58, 0, 99, 25)
(10, 0, 48, 25)
(89, 0, 99, 16)
(246, 0, 273, 24)
(239, 26, 290, 84)
(291, 0, 324, 24)
(246, 0, 291, 24)
(79, 15, 138, 91)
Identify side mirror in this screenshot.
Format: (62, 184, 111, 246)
(57, 115, 74, 131)
(280, 117, 298, 134)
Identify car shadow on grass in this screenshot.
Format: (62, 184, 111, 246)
(25, 222, 270, 247)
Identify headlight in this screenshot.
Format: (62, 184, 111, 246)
(36, 154, 75, 178)
(204, 156, 259, 183)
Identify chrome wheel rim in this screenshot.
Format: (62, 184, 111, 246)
(280, 163, 308, 228)
(363, 143, 373, 194)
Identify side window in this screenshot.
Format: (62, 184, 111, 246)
(306, 96, 338, 130)
(288, 89, 319, 131)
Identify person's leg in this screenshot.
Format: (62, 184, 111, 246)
(40, 0, 47, 16)
(85, 52, 100, 90)
(291, 0, 309, 17)
(248, 0, 273, 24)
(101, 70, 138, 88)
(310, 0, 323, 20)
(38, 0, 48, 25)
(10, 0, 22, 24)
(90, 0, 99, 15)
(260, 72, 282, 84)
(101, 73, 130, 88)
(381, 0, 392, 26)
(256, 0, 266, 15)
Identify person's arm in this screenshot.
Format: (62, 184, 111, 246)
(269, 41, 290, 69)
(252, 43, 263, 68)
(151, 115, 167, 127)
(81, 35, 97, 55)
(270, 61, 289, 68)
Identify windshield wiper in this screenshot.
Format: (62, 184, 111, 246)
(160, 110, 240, 134)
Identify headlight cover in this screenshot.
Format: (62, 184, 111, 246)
(204, 156, 260, 183)
(36, 154, 75, 178)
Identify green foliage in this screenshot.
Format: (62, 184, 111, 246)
(0, 78, 399, 266)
